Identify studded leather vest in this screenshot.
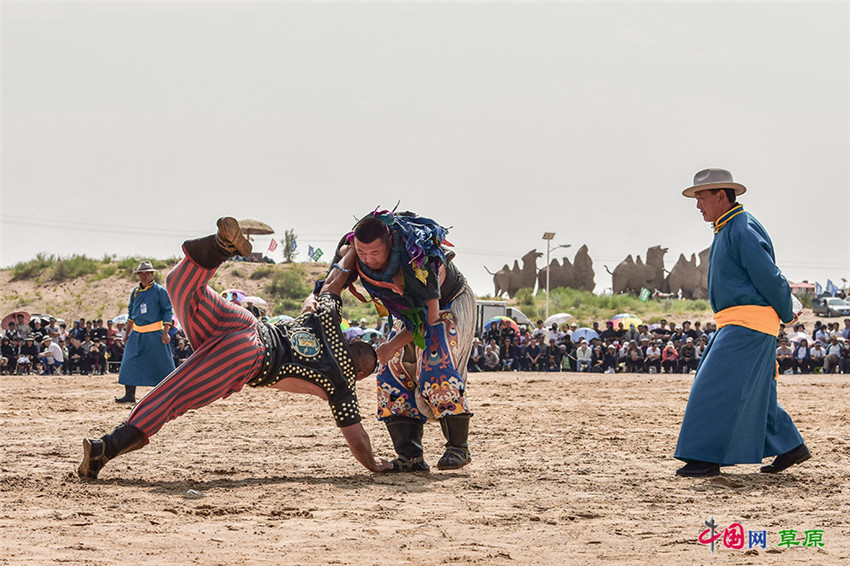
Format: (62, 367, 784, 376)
(248, 293, 361, 427)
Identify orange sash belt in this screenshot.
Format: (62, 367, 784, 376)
(715, 305, 781, 379)
(133, 321, 165, 333)
(714, 305, 780, 337)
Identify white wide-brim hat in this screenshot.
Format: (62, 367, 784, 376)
(683, 168, 747, 198)
(133, 261, 158, 273)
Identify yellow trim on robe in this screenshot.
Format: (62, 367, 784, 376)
(713, 203, 745, 233)
(133, 321, 165, 333)
(714, 305, 780, 337)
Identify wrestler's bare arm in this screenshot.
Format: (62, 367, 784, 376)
(340, 423, 392, 472)
(300, 245, 355, 314)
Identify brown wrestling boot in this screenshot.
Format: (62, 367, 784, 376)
(78, 423, 147, 480)
(437, 414, 472, 470)
(182, 217, 252, 269)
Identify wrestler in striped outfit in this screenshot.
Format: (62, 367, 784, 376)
(78, 218, 391, 480)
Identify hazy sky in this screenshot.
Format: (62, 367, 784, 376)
(3, 1, 848, 299)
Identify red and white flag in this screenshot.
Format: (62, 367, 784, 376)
(268, 238, 278, 252)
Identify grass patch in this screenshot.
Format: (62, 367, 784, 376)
(266, 265, 311, 301)
(250, 266, 275, 280)
(537, 287, 712, 327)
(11, 253, 54, 281)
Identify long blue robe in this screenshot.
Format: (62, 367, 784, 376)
(118, 282, 176, 387)
(674, 207, 804, 465)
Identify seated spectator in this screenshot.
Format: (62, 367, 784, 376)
(4, 321, 19, 341)
(645, 340, 662, 373)
(18, 336, 39, 374)
(57, 339, 69, 374)
(652, 319, 672, 340)
(682, 321, 697, 341)
(840, 341, 850, 374)
(599, 321, 617, 342)
(823, 336, 843, 374)
(16, 314, 32, 340)
(467, 338, 484, 373)
(622, 325, 640, 344)
(525, 336, 545, 372)
(531, 320, 546, 341)
(679, 337, 698, 373)
(45, 318, 61, 342)
(546, 338, 562, 371)
(810, 341, 825, 372)
(499, 336, 514, 371)
(67, 337, 85, 374)
(108, 336, 125, 373)
(482, 344, 500, 372)
(776, 339, 796, 374)
(591, 345, 617, 373)
(38, 336, 64, 375)
(661, 341, 679, 373)
(173, 338, 193, 367)
(1, 337, 16, 374)
(794, 339, 811, 374)
(575, 340, 592, 372)
(624, 340, 644, 373)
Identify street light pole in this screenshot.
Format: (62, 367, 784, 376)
(541, 233, 570, 320)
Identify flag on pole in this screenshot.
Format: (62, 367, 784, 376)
(639, 287, 651, 302)
(815, 282, 823, 296)
(826, 279, 837, 296)
(311, 247, 324, 261)
(308, 245, 315, 260)
(291, 240, 297, 250)
(268, 238, 278, 252)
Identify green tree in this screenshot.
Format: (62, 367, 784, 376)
(283, 229, 298, 263)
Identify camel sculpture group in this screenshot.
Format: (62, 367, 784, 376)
(485, 245, 710, 299)
(606, 246, 710, 299)
(484, 245, 595, 298)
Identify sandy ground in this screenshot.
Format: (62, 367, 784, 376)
(1, 367, 847, 566)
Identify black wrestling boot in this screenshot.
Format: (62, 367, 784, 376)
(675, 460, 721, 478)
(114, 385, 136, 404)
(385, 417, 430, 472)
(182, 217, 252, 269)
(760, 443, 811, 474)
(436, 414, 472, 470)
(78, 423, 147, 480)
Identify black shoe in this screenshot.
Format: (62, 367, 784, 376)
(385, 417, 430, 473)
(437, 415, 472, 470)
(760, 443, 810, 474)
(114, 396, 135, 404)
(676, 460, 720, 477)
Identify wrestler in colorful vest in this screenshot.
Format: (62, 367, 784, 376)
(314, 208, 476, 472)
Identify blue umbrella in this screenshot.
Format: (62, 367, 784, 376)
(571, 328, 599, 343)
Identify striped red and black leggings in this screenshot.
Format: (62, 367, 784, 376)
(126, 254, 265, 438)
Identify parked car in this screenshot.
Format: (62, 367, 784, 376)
(812, 296, 850, 317)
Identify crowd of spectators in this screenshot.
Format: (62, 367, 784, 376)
(468, 317, 850, 375)
(1, 313, 194, 376)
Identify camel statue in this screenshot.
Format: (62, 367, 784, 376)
(537, 257, 571, 292)
(484, 263, 513, 298)
(572, 244, 595, 292)
(535, 244, 596, 293)
(607, 246, 668, 295)
(485, 250, 541, 298)
(667, 247, 710, 299)
(513, 249, 542, 296)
